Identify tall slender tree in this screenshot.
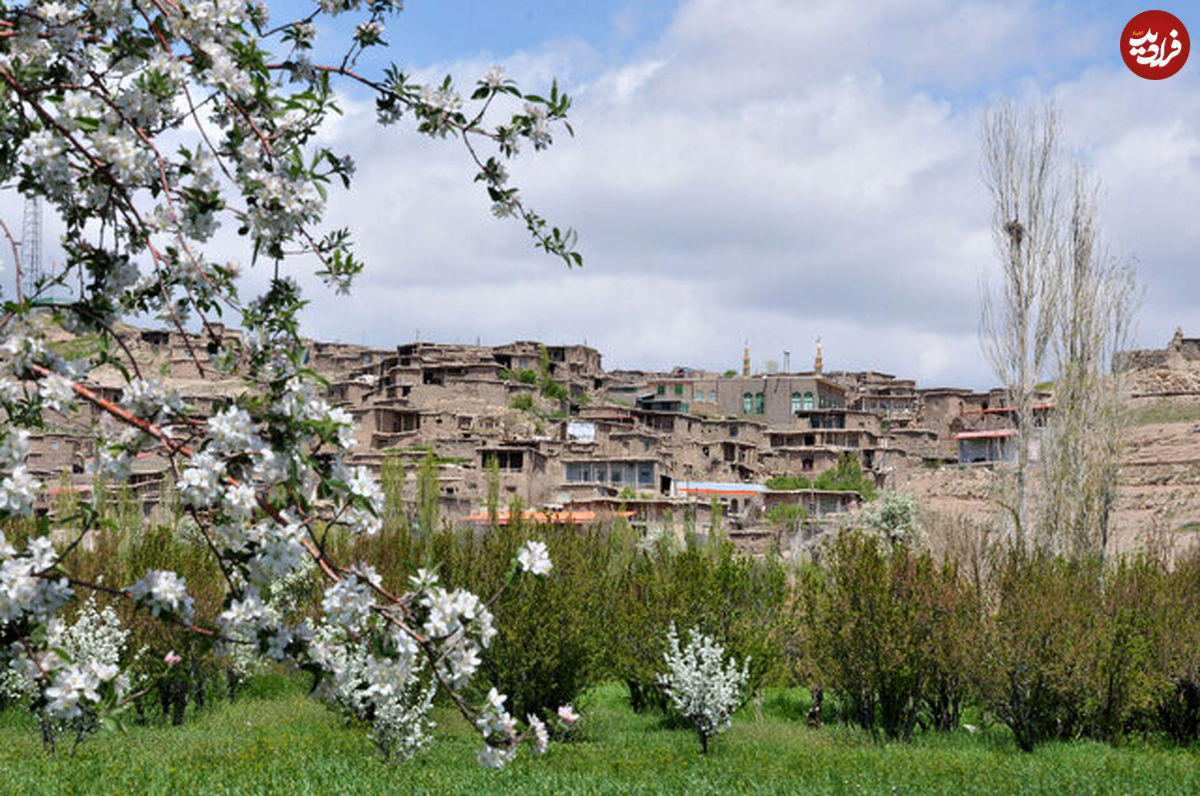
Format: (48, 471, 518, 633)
(980, 99, 1062, 547)
(980, 99, 1139, 555)
(1038, 167, 1139, 558)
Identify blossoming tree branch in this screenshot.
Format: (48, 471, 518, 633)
(0, 0, 580, 766)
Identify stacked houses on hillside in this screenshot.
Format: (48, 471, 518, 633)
(22, 325, 1065, 540)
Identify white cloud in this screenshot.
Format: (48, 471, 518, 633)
(8, 1, 1196, 391)
(300, 0, 1031, 387)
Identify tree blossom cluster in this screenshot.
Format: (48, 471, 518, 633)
(313, 621, 437, 762)
(0, 0, 577, 765)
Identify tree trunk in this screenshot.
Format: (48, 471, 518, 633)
(806, 686, 823, 728)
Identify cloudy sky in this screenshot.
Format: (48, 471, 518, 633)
(8, 0, 1200, 389)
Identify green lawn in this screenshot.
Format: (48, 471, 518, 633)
(2, 678, 1198, 796)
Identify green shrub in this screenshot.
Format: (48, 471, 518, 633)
(765, 475, 812, 490)
(971, 550, 1098, 751)
(812, 454, 876, 500)
(541, 380, 570, 402)
(799, 530, 948, 739)
(1155, 548, 1200, 743)
(766, 504, 808, 530)
(606, 535, 789, 714)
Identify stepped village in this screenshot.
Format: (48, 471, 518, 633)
(28, 324, 1200, 554)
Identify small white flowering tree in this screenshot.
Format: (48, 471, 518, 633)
(0, 0, 576, 765)
(0, 596, 131, 754)
(657, 624, 749, 754)
(861, 490, 922, 549)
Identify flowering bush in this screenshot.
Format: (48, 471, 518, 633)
(1, 596, 132, 753)
(657, 624, 749, 754)
(861, 491, 923, 549)
(0, 0, 574, 765)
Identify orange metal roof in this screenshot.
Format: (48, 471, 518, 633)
(463, 510, 635, 525)
(960, 403, 1053, 415)
(954, 430, 1018, 440)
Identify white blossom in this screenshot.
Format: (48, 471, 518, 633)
(0, 430, 30, 470)
(39, 597, 129, 723)
(409, 568, 439, 590)
(120, 379, 183, 421)
(482, 66, 506, 89)
(179, 451, 227, 508)
(245, 521, 307, 587)
(0, 0, 578, 765)
(223, 482, 258, 520)
(127, 569, 195, 621)
(321, 576, 374, 629)
(477, 744, 514, 768)
(0, 466, 40, 516)
(328, 406, 356, 449)
(528, 713, 549, 755)
(218, 586, 268, 636)
(207, 406, 259, 454)
(38, 372, 75, 412)
(517, 540, 552, 576)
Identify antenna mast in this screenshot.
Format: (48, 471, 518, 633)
(20, 195, 43, 300)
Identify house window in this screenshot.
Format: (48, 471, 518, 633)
(743, 393, 753, 414)
(657, 385, 665, 395)
(791, 392, 802, 414)
(729, 426, 739, 438)
(709, 390, 717, 404)
(637, 463, 654, 486)
(496, 451, 524, 470)
(674, 384, 684, 396)
(803, 392, 814, 410)
(755, 393, 765, 414)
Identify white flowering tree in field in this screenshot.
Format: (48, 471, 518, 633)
(657, 624, 749, 754)
(861, 490, 922, 549)
(0, 0, 578, 764)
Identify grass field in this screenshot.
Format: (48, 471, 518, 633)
(1129, 399, 1200, 426)
(2, 676, 1198, 796)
